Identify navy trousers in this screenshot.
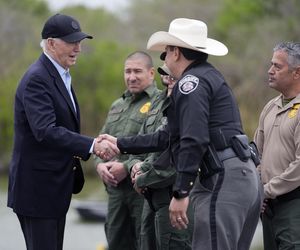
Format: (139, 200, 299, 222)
(17, 214, 66, 250)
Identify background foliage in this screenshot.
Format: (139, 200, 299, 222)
(1, 0, 300, 174)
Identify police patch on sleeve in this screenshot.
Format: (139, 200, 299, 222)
(179, 75, 199, 94)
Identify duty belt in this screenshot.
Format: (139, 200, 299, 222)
(216, 147, 237, 162)
(200, 135, 253, 180)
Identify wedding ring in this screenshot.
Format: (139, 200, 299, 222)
(177, 217, 182, 221)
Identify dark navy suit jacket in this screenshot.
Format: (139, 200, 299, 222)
(7, 53, 94, 218)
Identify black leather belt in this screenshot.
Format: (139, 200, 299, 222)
(217, 147, 237, 162)
(277, 186, 300, 202)
(210, 129, 242, 150)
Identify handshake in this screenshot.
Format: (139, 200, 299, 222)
(93, 134, 120, 160)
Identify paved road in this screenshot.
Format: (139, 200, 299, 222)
(0, 194, 107, 250)
(0, 191, 262, 250)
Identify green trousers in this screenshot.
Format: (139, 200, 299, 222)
(262, 198, 300, 250)
(140, 202, 156, 250)
(141, 186, 193, 250)
(105, 178, 144, 250)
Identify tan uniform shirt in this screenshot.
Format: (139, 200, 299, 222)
(254, 94, 300, 199)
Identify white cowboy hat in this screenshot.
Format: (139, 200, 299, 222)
(147, 18, 228, 56)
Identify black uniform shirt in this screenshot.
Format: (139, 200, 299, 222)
(168, 61, 243, 192)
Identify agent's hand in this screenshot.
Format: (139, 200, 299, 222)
(169, 197, 189, 230)
(133, 181, 145, 195)
(97, 134, 117, 145)
(108, 161, 128, 183)
(96, 162, 118, 187)
(131, 161, 142, 183)
(93, 138, 119, 160)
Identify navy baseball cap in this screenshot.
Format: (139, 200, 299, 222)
(160, 52, 166, 60)
(41, 13, 93, 43)
(157, 64, 171, 75)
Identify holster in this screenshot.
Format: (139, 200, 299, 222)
(230, 134, 251, 162)
(200, 144, 224, 179)
(249, 141, 260, 167)
(141, 188, 155, 211)
(200, 134, 259, 180)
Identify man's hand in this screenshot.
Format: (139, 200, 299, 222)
(96, 162, 118, 187)
(169, 197, 189, 230)
(131, 161, 143, 183)
(93, 137, 119, 160)
(98, 134, 117, 145)
(134, 183, 147, 195)
(108, 161, 128, 183)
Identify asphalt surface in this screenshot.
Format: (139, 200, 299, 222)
(0, 192, 262, 250)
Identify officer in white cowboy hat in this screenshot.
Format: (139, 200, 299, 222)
(99, 18, 263, 250)
(146, 18, 263, 250)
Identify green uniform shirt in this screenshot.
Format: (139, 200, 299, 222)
(127, 90, 176, 189)
(94, 83, 161, 172)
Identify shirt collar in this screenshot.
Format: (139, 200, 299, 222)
(123, 81, 157, 99)
(275, 93, 300, 109)
(44, 52, 69, 78)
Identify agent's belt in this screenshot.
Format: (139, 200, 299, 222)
(277, 186, 300, 202)
(216, 147, 237, 162)
(210, 129, 242, 150)
(200, 135, 253, 180)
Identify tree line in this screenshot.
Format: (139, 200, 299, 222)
(1, 0, 299, 172)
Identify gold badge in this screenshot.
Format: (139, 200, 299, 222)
(140, 102, 151, 113)
(288, 103, 300, 118)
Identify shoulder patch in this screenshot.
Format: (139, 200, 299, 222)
(179, 75, 199, 94)
(288, 103, 300, 118)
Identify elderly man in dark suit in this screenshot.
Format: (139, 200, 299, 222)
(7, 13, 117, 250)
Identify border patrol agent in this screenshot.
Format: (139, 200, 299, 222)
(254, 42, 300, 250)
(106, 18, 263, 250)
(94, 51, 161, 250)
(128, 65, 193, 250)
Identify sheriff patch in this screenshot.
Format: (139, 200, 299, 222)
(179, 75, 199, 94)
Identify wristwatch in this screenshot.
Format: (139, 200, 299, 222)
(173, 189, 189, 199)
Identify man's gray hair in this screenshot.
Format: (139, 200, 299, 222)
(40, 38, 61, 52)
(274, 42, 300, 69)
(40, 39, 46, 51)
